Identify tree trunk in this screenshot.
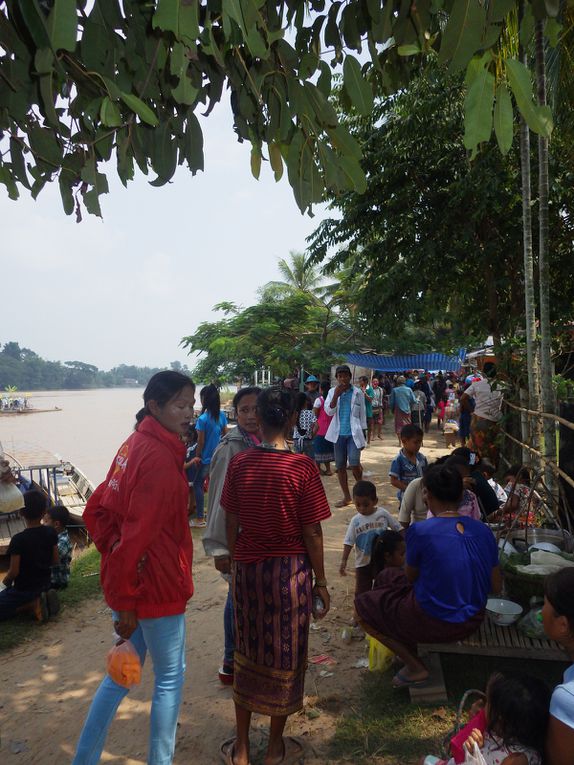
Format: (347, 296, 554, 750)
(519, 7, 541, 458)
(535, 19, 557, 491)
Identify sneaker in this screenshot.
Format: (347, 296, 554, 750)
(46, 588, 61, 617)
(190, 519, 207, 528)
(218, 664, 234, 685)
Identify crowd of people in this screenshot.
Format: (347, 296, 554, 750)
(0, 366, 572, 765)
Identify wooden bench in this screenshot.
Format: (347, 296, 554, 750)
(410, 619, 568, 704)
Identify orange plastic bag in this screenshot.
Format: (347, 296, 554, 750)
(107, 640, 142, 687)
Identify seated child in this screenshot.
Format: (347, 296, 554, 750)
(389, 424, 427, 505)
(423, 671, 550, 765)
(371, 529, 406, 582)
(0, 490, 60, 622)
(481, 459, 508, 506)
(424, 456, 481, 521)
(501, 465, 541, 528)
(543, 568, 574, 765)
(44, 505, 72, 589)
(340, 481, 401, 595)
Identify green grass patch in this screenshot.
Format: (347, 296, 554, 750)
(0, 546, 102, 653)
(332, 654, 569, 765)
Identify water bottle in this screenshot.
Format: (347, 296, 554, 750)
(313, 594, 325, 617)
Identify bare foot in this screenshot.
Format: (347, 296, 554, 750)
(264, 737, 304, 765)
(335, 497, 352, 508)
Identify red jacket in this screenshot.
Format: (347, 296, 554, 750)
(84, 416, 193, 619)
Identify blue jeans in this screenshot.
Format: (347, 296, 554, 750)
(73, 613, 186, 765)
(0, 586, 42, 621)
(193, 463, 210, 520)
(223, 583, 235, 668)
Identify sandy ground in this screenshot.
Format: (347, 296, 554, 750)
(0, 420, 449, 765)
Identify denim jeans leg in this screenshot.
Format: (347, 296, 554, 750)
(193, 463, 208, 520)
(72, 620, 148, 765)
(223, 584, 235, 667)
(141, 613, 186, 765)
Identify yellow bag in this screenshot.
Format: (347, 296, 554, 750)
(366, 635, 394, 672)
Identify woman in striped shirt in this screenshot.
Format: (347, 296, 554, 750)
(220, 387, 331, 765)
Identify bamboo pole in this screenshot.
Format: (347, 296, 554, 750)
(503, 400, 574, 432)
(499, 427, 574, 491)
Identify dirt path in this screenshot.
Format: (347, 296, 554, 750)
(0, 420, 449, 765)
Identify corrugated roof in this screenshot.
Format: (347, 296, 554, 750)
(345, 352, 463, 372)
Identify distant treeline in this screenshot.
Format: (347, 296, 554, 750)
(0, 341, 187, 391)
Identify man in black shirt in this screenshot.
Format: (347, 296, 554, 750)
(0, 490, 59, 621)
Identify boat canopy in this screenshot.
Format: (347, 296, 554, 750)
(345, 351, 465, 373)
(3, 442, 62, 470)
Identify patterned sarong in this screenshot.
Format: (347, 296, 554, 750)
(233, 554, 312, 716)
(394, 409, 412, 436)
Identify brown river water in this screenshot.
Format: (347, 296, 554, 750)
(0, 388, 146, 486)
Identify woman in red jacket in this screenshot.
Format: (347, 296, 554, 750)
(73, 371, 195, 765)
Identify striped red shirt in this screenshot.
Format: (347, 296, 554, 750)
(220, 447, 331, 563)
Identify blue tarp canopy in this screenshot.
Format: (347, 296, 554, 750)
(345, 352, 463, 373)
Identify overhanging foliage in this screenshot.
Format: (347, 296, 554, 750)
(0, 0, 562, 218)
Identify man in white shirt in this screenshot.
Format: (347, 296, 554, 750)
(324, 365, 367, 507)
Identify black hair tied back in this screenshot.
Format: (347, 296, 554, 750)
(257, 388, 296, 430)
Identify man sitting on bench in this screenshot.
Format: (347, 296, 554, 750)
(0, 490, 60, 622)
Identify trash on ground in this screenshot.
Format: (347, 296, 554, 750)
(309, 654, 337, 665)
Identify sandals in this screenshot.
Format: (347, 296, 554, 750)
(391, 668, 429, 688)
(274, 737, 305, 765)
(334, 498, 352, 508)
(219, 736, 304, 765)
(220, 738, 251, 765)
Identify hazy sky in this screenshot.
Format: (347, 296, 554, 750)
(2, 100, 326, 371)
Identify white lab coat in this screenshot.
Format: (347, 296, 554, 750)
(324, 385, 367, 448)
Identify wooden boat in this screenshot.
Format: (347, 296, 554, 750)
(0, 443, 94, 556)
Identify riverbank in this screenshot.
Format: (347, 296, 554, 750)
(0, 421, 450, 764)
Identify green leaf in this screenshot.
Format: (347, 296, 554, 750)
(48, 0, 78, 52)
(100, 96, 123, 127)
(439, 0, 487, 72)
(326, 125, 362, 159)
(58, 173, 75, 215)
(303, 82, 338, 127)
(150, 123, 178, 183)
(39, 73, 60, 127)
(0, 165, 19, 201)
(179, 0, 200, 44)
(317, 61, 332, 97)
(519, 4, 535, 47)
(120, 93, 159, 127)
(546, 19, 561, 47)
(10, 138, 31, 190)
(35, 47, 54, 75)
(268, 142, 283, 181)
(398, 44, 421, 57)
(153, 0, 179, 35)
(506, 58, 553, 137)
(464, 67, 495, 154)
(342, 55, 373, 116)
(19, 0, 52, 49)
(339, 155, 367, 194)
(493, 83, 513, 155)
(250, 145, 261, 179)
(487, 0, 515, 23)
(172, 75, 199, 105)
(29, 126, 64, 167)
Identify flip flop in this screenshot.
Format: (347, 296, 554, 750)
(334, 499, 352, 508)
(219, 738, 251, 765)
(274, 736, 305, 765)
(391, 668, 429, 689)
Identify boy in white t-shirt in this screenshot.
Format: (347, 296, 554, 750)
(339, 480, 401, 596)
